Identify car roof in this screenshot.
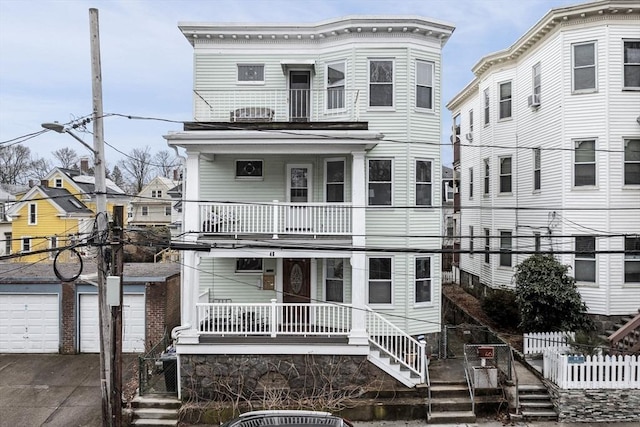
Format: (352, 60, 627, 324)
(223, 410, 351, 427)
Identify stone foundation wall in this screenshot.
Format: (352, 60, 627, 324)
(545, 379, 640, 423)
(180, 354, 391, 403)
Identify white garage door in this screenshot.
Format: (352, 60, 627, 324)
(0, 294, 59, 353)
(79, 293, 146, 353)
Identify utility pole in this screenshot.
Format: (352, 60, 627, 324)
(89, 8, 112, 426)
(111, 206, 124, 427)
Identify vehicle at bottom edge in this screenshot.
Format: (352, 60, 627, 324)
(220, 410, 355, 427)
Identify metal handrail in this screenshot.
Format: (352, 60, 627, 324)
(463, 350, 475, 414)
(510, 347, 520, 415)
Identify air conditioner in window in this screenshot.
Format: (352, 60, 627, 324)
(465, 133, 473, 142)
(527, 94, 541, 109)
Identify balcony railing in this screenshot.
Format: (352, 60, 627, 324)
(200, 201, 352, 236)
(197, 300, 352, 337)
(194, 89, 362, 122)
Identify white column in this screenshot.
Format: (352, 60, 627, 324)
(350, 151, 368, 344)
(183, 151, 201, 237)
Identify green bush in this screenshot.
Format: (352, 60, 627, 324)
(481, 288, 521, 330)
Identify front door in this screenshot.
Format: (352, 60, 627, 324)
(289, 71, 310, 122)
(282, 258, 311, 324)
(286, 164, 312, 231)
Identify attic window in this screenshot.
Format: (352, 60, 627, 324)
(236, 160, 263, 179)
(69, 198, 82, 209)
(55, 178, 63, 188)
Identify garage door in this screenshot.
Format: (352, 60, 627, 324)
(0, 294, 59, 353)
(79, 293, 145, 353)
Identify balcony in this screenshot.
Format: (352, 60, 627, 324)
(193, 89, 362, 122)
(199, 201, 352, 237)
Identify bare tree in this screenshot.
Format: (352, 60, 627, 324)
(154, 150, 179, 179)
(110, 165, 127, 191)
(52, 147, 80, 169)
(30, 157, 53, 180)
(0, 145, 35, 185)
(118, 146, 152, 194)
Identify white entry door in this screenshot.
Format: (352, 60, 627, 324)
(286, 164, 312, 232)
(0, 294, 59, 353)
(79, 293, 146, 353)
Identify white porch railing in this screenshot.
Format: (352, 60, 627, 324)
(523, 331, 575, 355)
(366, 309, 426, 383)
(196, 300, 352, 337)
(543, 351, 640, 389)
(200, 202, 352, 236)
(194, 89, 362, 122)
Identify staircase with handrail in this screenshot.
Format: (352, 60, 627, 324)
(607, 310, 640, 355)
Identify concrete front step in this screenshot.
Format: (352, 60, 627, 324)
(521, 409, 559, 420)
(520, 401, 554, 409)
(131, 396, 181, 410)
(130, 419, 177, 427)
(430, 396, 473, 412)
(518, 393, 551, 400)
(132, 408, 179, 420)
(427, 410, 476, 424)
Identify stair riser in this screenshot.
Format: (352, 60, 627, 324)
(430, 402, 472, 412)
(132, 402, 181, 410)
(133, 413, 178, 420)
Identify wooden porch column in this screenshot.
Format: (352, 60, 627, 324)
(183, 151, 200, 236)
(349, 151, 368, 345)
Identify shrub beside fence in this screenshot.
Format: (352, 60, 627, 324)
(543, 352, 639, 389)
(523, 331, 575, 355)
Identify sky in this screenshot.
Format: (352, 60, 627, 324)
(0, 0, 583, 170)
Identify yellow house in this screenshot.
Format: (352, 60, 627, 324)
(7, 168, 129, 263)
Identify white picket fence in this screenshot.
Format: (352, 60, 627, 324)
(543, 352, 640, 389)
(523, 331, 575, 355)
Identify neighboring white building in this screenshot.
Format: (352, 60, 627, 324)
(0, 188, 16, 257)
(129, 176, 180, 227)
(165, 15, 454, 391)
(447, 0, 640, 320)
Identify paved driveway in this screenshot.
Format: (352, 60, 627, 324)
(0, 353, 136, 427)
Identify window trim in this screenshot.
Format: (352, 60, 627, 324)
(469, 226, 474, 256)
(415, 60, 434, 111)
(367, 158, 393, 206)
(165, 206, 172, 216)
(324, 258, 345, 302)
(572, 41, 597, 93)
(483, 88, 490, 126)
(415, 159, 433, 207)
(469, 109, 474, 133)
(533, 147, 541, 191)
(54, 178, 63, 188)
(624, 236, 640, 283)
(414, 256, 433, 306)
(235, 159, 264, 180)
(499, 156, 513, 194)
(534, 232, 541, 253)
(469, 167, 474, 200)
(326, 60, 347, 112)
(368, 58, 395, 109)
(498, 81, 512, 120)
(141, 206, 149, 216)
(623, 40, 640, 90)
(624, 138, 640, 186)
(575, 236, 596, 284)
(532, 62, 542, 97)
(574, 139, 597, 187)
(367, 256, 394, 307)
(237, 63, 265, 85)
(235, 258, 263, 273)
(324, 158, 346, 203)
(21, 236, 31, 253)
(28, 203, 37, 225)
(484, 228, 491, 264)
(49, 236, 58, 260)
(483, 158, 490, 196)
(499, 230, 513, 268)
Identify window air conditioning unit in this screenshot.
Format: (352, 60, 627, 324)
(527, 94, 541, 109)
(465, 133, 473, 142)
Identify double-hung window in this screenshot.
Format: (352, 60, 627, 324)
(415, 160, 432, 206)
(484, 229, 491, 264)
(236, 258, 262, 273)
(574, 139, 596, 186)
(416, 60, 434, 109)
(483, 158, 490, 195)
(575, 236, 596, 283)
(22, 237, 31, 252)
(49, 236, 58, 260)
(499, 231, 512, 267)
(368, 257, 392, 305)
(469, 167, 474, 199)
(498, 82, 512, 119)
(623, 40, 640, 89)
(237, 64, 264, 84)
(469, 226, 474, 255)
(326, 61, 346, 110)
(151, 190, 162, 198)
(483, 88, 490, 125)
(572, 42, 596, 92)
(368, 159, 392, 206)
(469, 110, 474, 133)
(499, 156, 512, 193)
(534, 232, 541, 253)
(415, 257, 432, 304)
(165, 206, 172, 216)
(325, 259, 344, 302)
(624, 139, 640, 185)
(625, 236, 640, 283)
(532, 62, 541, 100)
(325, 159, 345, 202)
(141, 206, 148, 216)
(533, 148, 541, 190)
(28, 203, 37, 225)
(369, 59, 393, 107)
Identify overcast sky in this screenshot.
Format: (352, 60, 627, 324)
(0, 0, 582, 169)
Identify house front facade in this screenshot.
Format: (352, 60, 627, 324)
(129, 176, 180, 227)
(447, 0, 640, 325)
(165, 16, 455, 395)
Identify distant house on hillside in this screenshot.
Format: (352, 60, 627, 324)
(128, 176, 180, 228)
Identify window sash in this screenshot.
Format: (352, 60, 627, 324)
(533, 148, 541, 190)
(469, 167, 474, 198)
(326, 160, 345, 202)
(573, 43, 596, 91)
(499, 157, 512, 193)
(575, 140, 596, 186)
(533, 63, 542, 96)
(499, 82, 512, 119)
(415, 257, 431, 303)
(141, 206, 148, 216)
(368, 159, 392, 205)
(28, 204, 36, 225)
(469, 226, 474, 254)
(368, 257, 392, 305)
(483, 159, 490, 195)
(469, 110, 474, 132)
(416, 61, 433, 109)
(623, 41, 640, 88)
(625, 237, 640, 283)
(483, 88, 490, 125)
(327, 61, 346, 110)
(499, 231, 512, 267)
(325, 259, 344, 302)
(484, 229, 491, 264)
(415, 160, 432, 206)
(624, 139, 640, 185)
(22, 237, 31, 252)
(575, 236, 596, 282)
(369, 60, 393, 107)
(236, 258, 263, 272)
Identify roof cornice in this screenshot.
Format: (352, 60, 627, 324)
(179, 15, 455, 47)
